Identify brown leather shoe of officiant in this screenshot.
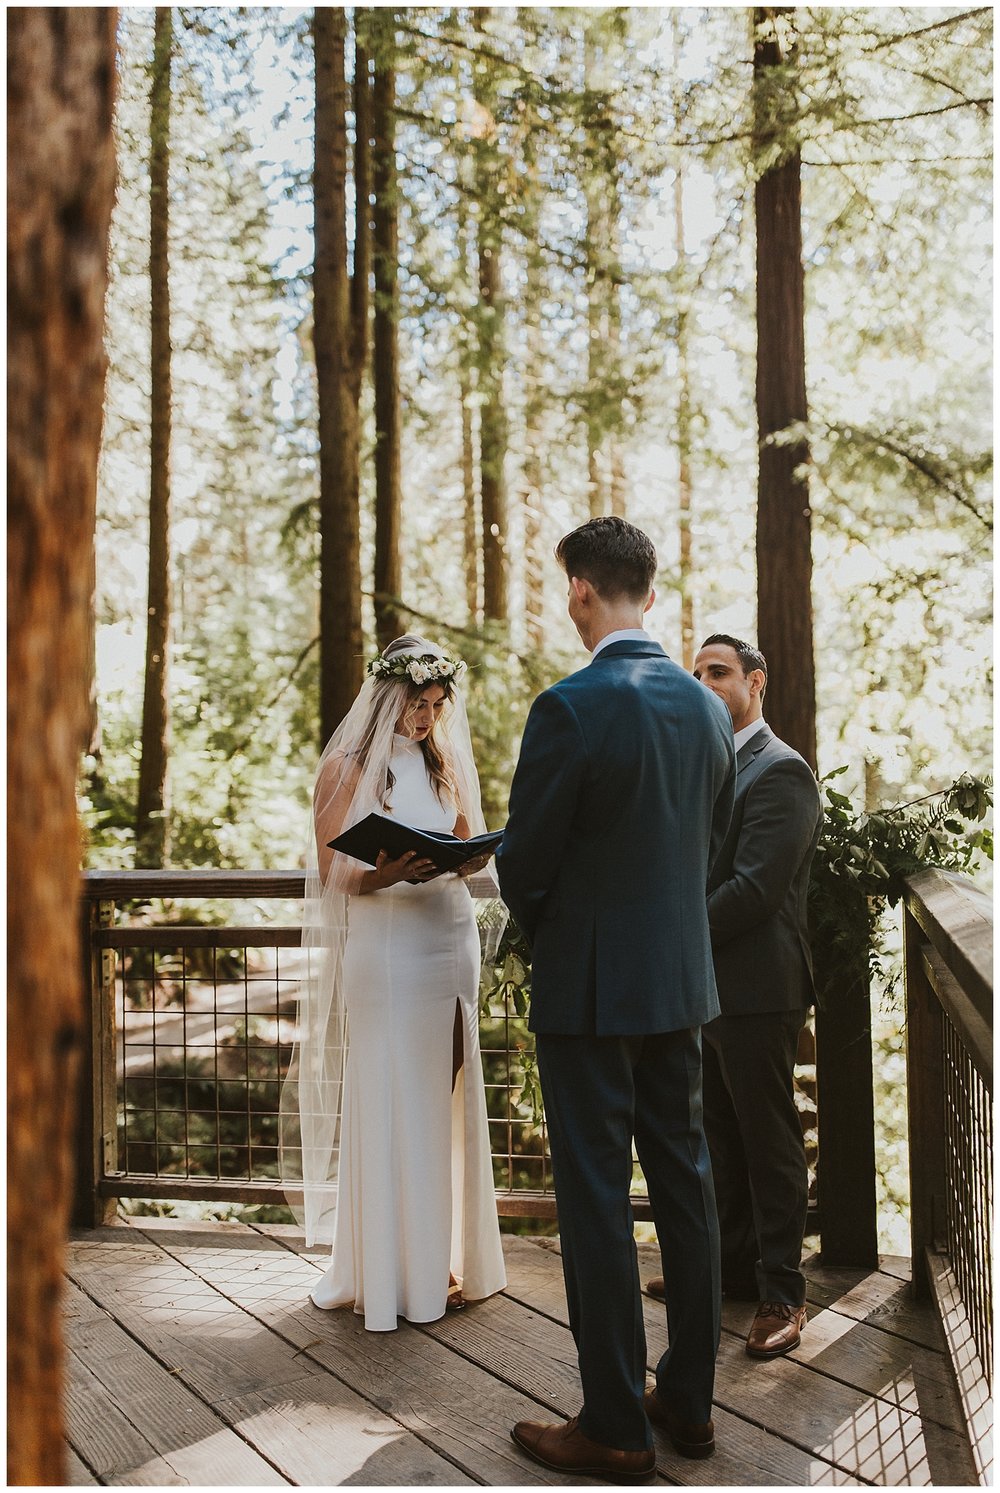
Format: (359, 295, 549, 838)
(643, 1387, 715, 1459)
(511, 1416, 656, 1484)
(746, 1301, 807, 1359)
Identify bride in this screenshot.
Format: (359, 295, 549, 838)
(283, 635, 507, 1331)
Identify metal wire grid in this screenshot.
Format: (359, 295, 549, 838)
(942, 1008, 993, 1386)
(118, 939, 298, 1182)
(112, 931, 556, 1202)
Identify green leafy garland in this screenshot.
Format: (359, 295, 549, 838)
(809, 770, 992, 1005)
(483, 772, 993, 1035)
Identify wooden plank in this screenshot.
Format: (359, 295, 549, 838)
(97, 926, 302, 948)
(925, 1247, 992, 1485)
(63, 1445, 98, 1485)
(905, 870, 991, 1019)
(632, 1244, 966, 1436)
(802, 1259, 948, 1353)
(63, 1279, 285, 1486)
(131, 1217, 583, 1486)
(504, 1235, 977, 1487)
(426, 1243, 863, 1488)
(66, 1226, 466, 1487)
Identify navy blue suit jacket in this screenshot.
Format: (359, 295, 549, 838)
(497, 639, 736, 1035)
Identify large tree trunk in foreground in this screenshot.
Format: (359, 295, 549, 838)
(7, 8, 117, 1484)
(314, 8, 370, 741)
(136, 6, 173, 865)
(372, 11, 403, 652)
(753, 7, 817, 768)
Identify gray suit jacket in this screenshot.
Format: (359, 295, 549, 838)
(707, 723, 822, 1015)
(497, 639, 736, 1035)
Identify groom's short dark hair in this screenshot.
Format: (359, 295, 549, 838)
(556, 516, 657, 602)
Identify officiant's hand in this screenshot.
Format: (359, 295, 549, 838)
(458, 852, 493, 878)
(370, 848, 438, 889)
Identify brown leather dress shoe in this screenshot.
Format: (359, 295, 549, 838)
(511, 1415, 656, 1484)
(644, 1275, 666, 1302)
(643, 1387, 715, 1459)
(746, 1301, 807, 1359)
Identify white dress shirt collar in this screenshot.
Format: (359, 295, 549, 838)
(733, 716, 768, 754)
(591, 628, 651, 659)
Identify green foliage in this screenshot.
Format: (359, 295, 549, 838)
(484, 772, 993, 1024)
(809, 770, 993, 1004)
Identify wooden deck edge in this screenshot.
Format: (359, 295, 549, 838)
(925, 1246, 993, 1484)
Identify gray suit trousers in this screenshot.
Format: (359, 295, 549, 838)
(702, 1009, 809, 1306)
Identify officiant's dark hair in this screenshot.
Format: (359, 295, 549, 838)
(701, 633, 768, 694)
(556, 516, 657, 602)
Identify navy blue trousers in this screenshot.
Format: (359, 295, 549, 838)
(535, 1028, 720, 1451)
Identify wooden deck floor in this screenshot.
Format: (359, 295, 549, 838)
(63, 1217, 977, 1487)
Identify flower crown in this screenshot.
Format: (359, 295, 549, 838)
(367, 651, 467, 687)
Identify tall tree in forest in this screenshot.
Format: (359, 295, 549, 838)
(314, 7, 370, 741)
(472, 10, 508, 622)
(8, 10, 117, 1483)
(583, 15, 627, 520)
(458, 182, 481, 624)
(136, 6, 173, 864)
(674, 161, 696, 671)
(371, 10, 402, 651)
(520, 109, 547, 650)
(752, 6, 816, 767)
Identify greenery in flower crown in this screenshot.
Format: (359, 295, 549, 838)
(367, 652, 466, 687)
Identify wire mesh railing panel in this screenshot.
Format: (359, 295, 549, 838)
(116, 935, 299, 1186)
(942, 1009, 993, 1386)
(98, 912, 560, 1211)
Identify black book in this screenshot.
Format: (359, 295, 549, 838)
(328, 811, 504, 875)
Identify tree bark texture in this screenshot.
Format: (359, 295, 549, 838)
(136, 6, 173, 865)
(473, 11, 508, 622)
(584, 21, 627, 521)
(7, 8, 117, 1484)
(753, 7, 817, 768)
(314, 8, 369, 742)
(674, 162, 695, 670)
(371, 13, 402, 652)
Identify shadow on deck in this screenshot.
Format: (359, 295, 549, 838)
(63, 1217, 978, 1487)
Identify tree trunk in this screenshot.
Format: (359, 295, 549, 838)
(136, 6, 173, 866)
(371, 12, 402, 651)
(7, 9, 117, 1484)
(473, 11, 508, 623)
(674, 157, 695, 670)
(314, 8, 369, 742)
(460, 360, 479, 623)
(583, 18, 627, 522)
(753, 7, 817, 768)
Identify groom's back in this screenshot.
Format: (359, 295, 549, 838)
(526, 643, 735, 1035)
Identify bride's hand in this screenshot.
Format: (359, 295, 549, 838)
(458, 852, 492, 878)
(372, 849, 437, 888)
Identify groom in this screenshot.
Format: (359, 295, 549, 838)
(497, 517, 735, 1480)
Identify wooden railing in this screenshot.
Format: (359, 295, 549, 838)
(77, 869, 891, 1259)
(903, 868, 992, 1483)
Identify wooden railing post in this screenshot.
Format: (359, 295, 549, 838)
(903, 898, 947, 1297)
(814, 975, 878, 1266)
(73, 896, 118, 1227)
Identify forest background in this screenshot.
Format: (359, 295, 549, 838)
(87, 6, 991, 1249)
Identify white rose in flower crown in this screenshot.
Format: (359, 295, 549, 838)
(408, 662, 431, 684)
(438, 661, 455, 677)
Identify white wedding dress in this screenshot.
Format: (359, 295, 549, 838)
(310, 734, 507, 1330)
